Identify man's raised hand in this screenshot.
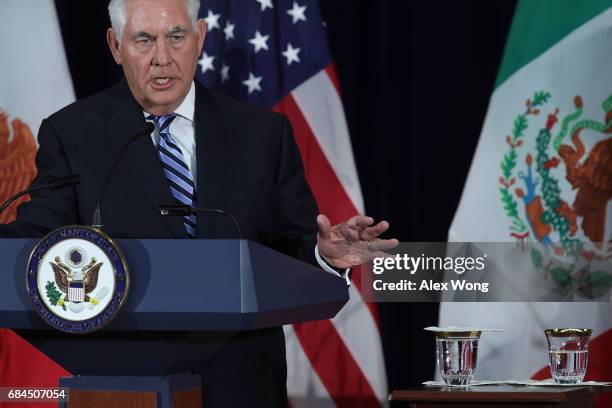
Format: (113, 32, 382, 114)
(316, 214, 399, 269)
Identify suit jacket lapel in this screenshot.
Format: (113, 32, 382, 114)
(102, 80, 187, 238)
(194, 82, 231, 238)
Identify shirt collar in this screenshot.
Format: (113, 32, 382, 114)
(143, 81, 195, 121)
(174, 81, 195, 122)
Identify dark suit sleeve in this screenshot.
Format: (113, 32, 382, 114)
(0, 118, 78, 237)
(271, 116, 319, 266)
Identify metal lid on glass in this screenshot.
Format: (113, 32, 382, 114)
(544, 328, 592, 337)
(424, 326, 503, 339)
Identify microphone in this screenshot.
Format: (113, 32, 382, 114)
(92, 121, 155, 229)
(0, 175, 80, 215)
(158, 204, 243, 239)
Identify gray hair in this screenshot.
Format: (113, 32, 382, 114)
(108, 0, 201, 42)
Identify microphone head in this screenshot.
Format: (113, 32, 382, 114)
(131, 121, 156, 141)
(144, 120, 156, 133)
(159, 205, 191, 216)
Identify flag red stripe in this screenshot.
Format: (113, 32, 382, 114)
(274, 95, 357, 225)
(531, 328, 612, 408)
(272, 90, 380, 324)
(272, 91, 383, 404)
(291, 321, 380, 407)
(325, 64, 342, 98)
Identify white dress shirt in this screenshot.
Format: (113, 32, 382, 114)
(145, 82, 350, 284)
(147, 82, 198, 185)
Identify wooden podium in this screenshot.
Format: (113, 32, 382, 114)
(390, 385, 612, 408)
(59, 374, 202, 408)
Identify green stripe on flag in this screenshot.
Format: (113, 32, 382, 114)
(496, 0, 612, 88)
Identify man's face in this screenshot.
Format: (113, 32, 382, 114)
(107, 0, 206, 115)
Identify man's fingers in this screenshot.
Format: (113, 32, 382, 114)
(359, 220, 391, 240)
(316, 214, 332, 240)
(365, 238, 399, 253)
(346, 215, 374, 230)
(324, 215, 395, 252)
(339, 221, 360, 241)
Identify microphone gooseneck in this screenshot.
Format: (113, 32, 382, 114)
(158, 204, 243, 239)
(92, 121, 155, 229)
(0, 175, 80, 215)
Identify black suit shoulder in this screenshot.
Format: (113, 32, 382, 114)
(204, 89, 295, 162)
(44, 81, 133, 133)
(209, 89, 287, 125)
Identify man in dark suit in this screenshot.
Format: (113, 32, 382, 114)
(0, 0, 397, 406)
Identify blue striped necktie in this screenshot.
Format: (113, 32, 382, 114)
(149, 114, 197, 238)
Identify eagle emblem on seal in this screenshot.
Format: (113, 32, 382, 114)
(45, 247, 106, 311)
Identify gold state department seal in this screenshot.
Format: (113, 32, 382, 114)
(26, 225, 129, 333)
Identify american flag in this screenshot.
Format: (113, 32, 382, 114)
(197, 0, 387, 406)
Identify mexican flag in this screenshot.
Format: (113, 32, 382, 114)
(0, 0, 75, 222)
(0, 1, 74, 403)
(441, 0, 612, 404)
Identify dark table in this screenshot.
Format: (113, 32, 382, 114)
(389, 385, 612, 408)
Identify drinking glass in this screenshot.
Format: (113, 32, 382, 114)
(545, 328, 592, 384)
(436, 330, 480, 386)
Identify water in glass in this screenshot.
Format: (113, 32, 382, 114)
(436, 338, 478, 386)
(549, 350, 588, 384)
